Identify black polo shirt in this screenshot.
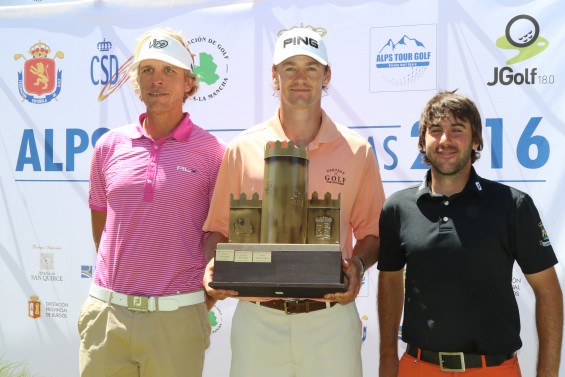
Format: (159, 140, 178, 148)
(377, 168, 558, 354)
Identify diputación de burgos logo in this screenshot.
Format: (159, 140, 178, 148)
(370, 24, 437, 92)
(28, 295, 41, 319)
(487, 14, 555, 86)
(14, 41, 64, 104)
(186, 36, 230, 102)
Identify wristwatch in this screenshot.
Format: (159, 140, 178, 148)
(354, 256, 365, 277)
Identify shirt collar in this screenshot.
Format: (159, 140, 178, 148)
(266, 107, 340, 149)
(416, 167, 484, 200)
(133, 112, 194, 141)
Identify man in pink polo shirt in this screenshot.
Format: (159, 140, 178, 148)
(79, 28, 225, 377)
(203, 27, 385, 376)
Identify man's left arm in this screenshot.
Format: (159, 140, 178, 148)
(324, 235, 379, 304)
(525, 266, 563, 377)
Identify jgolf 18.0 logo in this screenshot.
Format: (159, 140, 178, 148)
(487, 15, 554, 86)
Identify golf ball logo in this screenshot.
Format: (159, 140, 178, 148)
(505, 15, 539, 48)
(496, 15, 548, 65)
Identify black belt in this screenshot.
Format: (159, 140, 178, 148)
(406, 344, 515, 372)
(253, 300, 337, 315)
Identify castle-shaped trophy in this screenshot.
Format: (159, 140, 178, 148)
(209, 141, 345, 297)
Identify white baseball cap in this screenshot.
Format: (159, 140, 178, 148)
(132, 33, 194, 72)
(273, 27, 328, 66)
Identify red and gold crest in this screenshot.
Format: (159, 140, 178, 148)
(28, 295, 41, 319)
(15, 41, 64, 104)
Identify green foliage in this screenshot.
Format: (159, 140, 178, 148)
(0, 356, 36, 377)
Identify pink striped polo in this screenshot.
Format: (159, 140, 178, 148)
(89, 112, 225, 296)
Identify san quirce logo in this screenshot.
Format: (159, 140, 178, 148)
(488, 15, 553, 86)
(15, 41, 64, 104)
(187, 36, 230, 102)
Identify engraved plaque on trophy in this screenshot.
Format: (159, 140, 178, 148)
(210, 141, 345, 297)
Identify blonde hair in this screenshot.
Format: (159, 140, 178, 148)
(130, 28, 199, 102)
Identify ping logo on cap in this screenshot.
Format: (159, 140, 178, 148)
(283, 36, 319, 50)
(148, 38, 169, 49)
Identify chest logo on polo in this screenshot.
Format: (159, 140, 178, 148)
(176, 166, 197, 173)
(325, 168, 346, 185)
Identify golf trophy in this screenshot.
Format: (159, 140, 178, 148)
(209, 141, 345, 297)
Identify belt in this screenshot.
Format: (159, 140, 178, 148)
(253, 299, 337, 315)
(89, 284, 205, 312)
(406, 344, 515, 372)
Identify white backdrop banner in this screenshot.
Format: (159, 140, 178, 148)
(1, 0, 564, 376)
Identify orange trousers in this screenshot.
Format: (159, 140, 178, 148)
(398, 352, 522, 377)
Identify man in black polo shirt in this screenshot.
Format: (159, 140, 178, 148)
(377, 91, 562, 376)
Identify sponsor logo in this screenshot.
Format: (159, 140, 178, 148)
(45, 301, 69, 318)
(496, 15, 548, 65)
(512, 275, 522, 297)
(538, 221, 551, 247)
(28, 296, 41, 319)
(325, 168, 346, 185)
(30, 244, 63, 282)
(91, 38, 133, 102)
(15, 41, 64, 104)
(176, 166, 197, 173)
(81, 265, 93, 278)
(40, 253, 54, 271)
(187, 36, 230, 101)
(149, 38, 168, 50)
(370, 24, 437, 92)
(488, 15, 554, 86)
(209, 304, 223, 334)
(360, 315, 368, 344)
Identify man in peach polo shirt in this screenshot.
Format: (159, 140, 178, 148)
(203, 27, 385, 377)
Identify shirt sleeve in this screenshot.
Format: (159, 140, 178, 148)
(377, 199, 407, 271)
(350, 144, 385, 241)
(88, 138, 107, 212)
(202, 145, 240, 237)
(513, 193, 558, 274)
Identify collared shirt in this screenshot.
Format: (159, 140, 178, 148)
(203, 108, 385, 258)
(89, 112, 225, 296)
(378, 167, 558, 354)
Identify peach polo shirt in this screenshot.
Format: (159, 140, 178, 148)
(204, 108, 385, 257)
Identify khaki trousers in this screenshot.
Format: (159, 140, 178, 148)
(78, 296, 210, 377)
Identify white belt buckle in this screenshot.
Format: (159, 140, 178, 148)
(439, 351, 465, 372)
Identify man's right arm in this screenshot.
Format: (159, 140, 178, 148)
(378, 269, 405, 377)
(91, 210, 107, 253)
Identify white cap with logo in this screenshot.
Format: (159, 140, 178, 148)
(132, 34, 194, 72)
(273, 27, 328, 66)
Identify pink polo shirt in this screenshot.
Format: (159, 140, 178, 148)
(89, 113, 225, 296)
(203, 108, 385, 258)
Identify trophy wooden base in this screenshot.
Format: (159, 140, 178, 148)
(209, 243, 346, 298)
